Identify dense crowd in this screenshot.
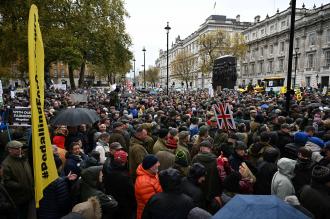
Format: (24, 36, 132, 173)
(0, 87, 330, 219)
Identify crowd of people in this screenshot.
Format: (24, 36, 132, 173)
(0, 86, 330, 219)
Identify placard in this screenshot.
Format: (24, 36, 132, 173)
(12, 107, 31, 125)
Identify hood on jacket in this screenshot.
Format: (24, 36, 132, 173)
(159, 168, 182, 193)
(81, 166, 102, 188)
(277, 158, 297, 179)
(195, 152, 217, 164)
(263, 148, 279, 163)
(72, 196, 102, 219)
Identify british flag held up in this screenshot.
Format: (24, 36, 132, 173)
(212, 102, 236, 130)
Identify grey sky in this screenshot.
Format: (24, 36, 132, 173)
(124, 0, 326, 77)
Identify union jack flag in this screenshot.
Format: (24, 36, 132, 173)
(212, 102, 236, 130)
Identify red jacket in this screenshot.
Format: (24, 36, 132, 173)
(134, 164, 162, 219)
(53, 135, 65, 149)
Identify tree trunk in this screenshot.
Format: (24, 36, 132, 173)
(78, 60, 86, 88)
(69, 65, 76, 90)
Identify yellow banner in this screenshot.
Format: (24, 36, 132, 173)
(28, 4, 58, 208)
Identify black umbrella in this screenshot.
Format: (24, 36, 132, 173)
(51, 108, 100, 126)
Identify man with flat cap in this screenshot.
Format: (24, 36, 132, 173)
(2, 140, 34, 219)
(109, 122, 128, 152)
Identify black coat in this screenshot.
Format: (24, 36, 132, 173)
(292, 159, 314, 196)
(0, 184, 16, 219)
(142, 192, 194, 219)
(192, 152, 221, 204)
(276, 131, 293, 154)
(38, 177, 71, 219)
(181, 177, 205, 209)
(103, 162, 136, 219)
(300, 183, 330, 219)
(253, 161, 277, 195)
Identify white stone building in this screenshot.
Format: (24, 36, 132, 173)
(239, 3, 330, 89)
(155, 15, 251, 89)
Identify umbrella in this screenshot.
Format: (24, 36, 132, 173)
(51, 108, 100, 126)
(260, 104, 269, 109)
(212, 195, 310, 219)
(307, 103, 321, 108)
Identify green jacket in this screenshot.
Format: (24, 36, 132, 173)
(152, 138, 167, 154)
(2, 155, 34, 205)
(129, 137, 148, 181)
(192, 152, 221, 203)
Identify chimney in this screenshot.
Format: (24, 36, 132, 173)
(254, 15, 260, 23)
(236, 15, 240, 22)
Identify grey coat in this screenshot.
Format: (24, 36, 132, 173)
(271, 158, 296, 200)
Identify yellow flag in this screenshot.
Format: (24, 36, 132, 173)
(28, 4, 58, 208)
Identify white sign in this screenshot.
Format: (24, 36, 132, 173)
(323, 86, 328, 95)
(52, 84, 67, 90)
(70, 94, 88, 103)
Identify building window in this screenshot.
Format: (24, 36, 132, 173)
(270, 45, 273, 54)
(327, 29, 330, 42)
(270, 25, 274, 33)
(260, 47, 264, 56)
(252, 32, 256, 39)
(307, 53, 314, 68)
(251, 63, 255, 74)
(325, 50, 330, 67)
(268, 60, 273, 73)
(279, 59, 284, 71)
(306, 76, 311, 87)
(280, 42, 285, 52)
(61, 69, 65, 78)
(295, 38, 300, 48)
(309, 33, 316, 46)
(261, 29, 265, 35)
(259, 61, 264, 73)
(244, 65, 248, 74)
(281, 20, 286, 29)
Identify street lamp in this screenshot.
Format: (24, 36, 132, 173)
(293, 47, 299, 88)
(142, 47, 146, 88)
(316, 74, 319, 89)
(133, 58, 136, 86)
(165, 22, 171, 95)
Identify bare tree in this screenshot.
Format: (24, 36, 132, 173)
(171, 50, 195, 89)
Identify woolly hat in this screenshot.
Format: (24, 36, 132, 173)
(234, 141, 247, 150)
(113, 150, 128, 165)
(178, 131, 190, 139)
(308, 137, 324, 148)
(199, 125, 209, 136)
(199, 140, 212, 148)
(112, 121, 124, 129)
(166, 136, 178, 149)
(175, 150, 189, 167)
(294, 132, 309, 146)
(188, 163, 206, 180)
(312, 165, 330, 183)
(142, 154, 159, 170)
(187, 207, 212, 219)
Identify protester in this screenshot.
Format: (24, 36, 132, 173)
(1, 141, 34, 219)
(142, 168, 194, 219)
(135, 155, 162, 219)
(300, 165, 330, 219)
(94, 132, 110, 164)
(103, 150, 136, 219)
(109, 122, 128, 152)
(64, 141, 88, 177)
(271, 158, 297, 200)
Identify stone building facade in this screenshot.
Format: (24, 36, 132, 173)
(156, 15, 251, 89)
(239, 4, 330, 89)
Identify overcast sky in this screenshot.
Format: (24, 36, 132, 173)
(124, 0, 326, 77)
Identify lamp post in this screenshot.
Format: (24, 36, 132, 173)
(165, 22, 171, 95)
(142, 47, 146, 88)
(293, 47, 299, 88)
(316, 74, 319, 89)
(133, 58, 136, 86)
